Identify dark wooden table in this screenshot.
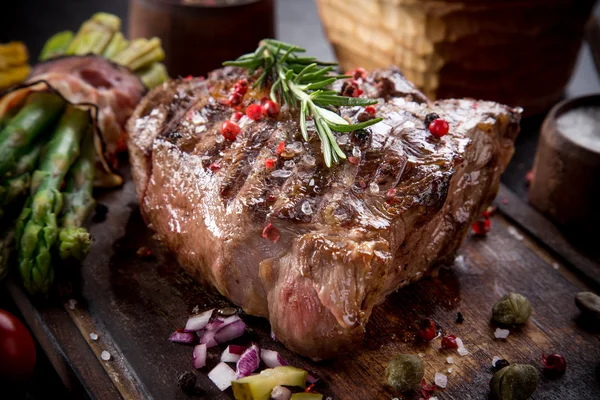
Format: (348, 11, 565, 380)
(2, 1, 600, 399)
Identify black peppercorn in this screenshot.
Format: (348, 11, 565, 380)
(424, 113, 440, 128)
(352, 128, 371, 145)
(177, 371, 197, 394)
(493, 359, 510, 371)
(456, 312, 464, 323)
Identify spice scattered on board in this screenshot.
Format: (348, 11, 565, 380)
(489, 364, 538, 400)
(575, 292, 600, 319)
(385, 354, 424, 392)
(492, 293, 532, 325)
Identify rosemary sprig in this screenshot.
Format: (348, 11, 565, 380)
(223, 39, 382, 167)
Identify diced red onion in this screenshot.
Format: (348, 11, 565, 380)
(193, 344, 207, 369)
(236, 344, 260, 378)
(208, 362, 237, 391)
(221, 315, 241, 325)
(214, 320, 246, 344)
(205, 319, 225, 331)
(169, 331, 196, 344)
(184, 309, 213, 332)
(260, 349, 289, 368)
(198, 329, 218, 348)
(221, 345, 247, 363)
(271, 385, 292, 400)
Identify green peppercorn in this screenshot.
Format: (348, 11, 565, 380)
(490, 364, 539, 400)
(385, 354, 424, 392)
(492, 293, 532, 325)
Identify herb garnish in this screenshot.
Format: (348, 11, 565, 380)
(223, 39, 382, 167)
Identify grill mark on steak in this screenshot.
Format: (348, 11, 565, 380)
(127, 66, 522, 360)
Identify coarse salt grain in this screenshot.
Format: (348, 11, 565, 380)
(369, 181, 380, 193)
(494, 328, 510, 339)
(552, 263, 560, 270)
(215, 134, 224, 143)
(418, 353, 425, 358)
(507, 226, 524, 241)
(448, 367, 454, 374)
(287, 141, 304, 154)
(68, 299, 77, 310)
(271, 169, 292, 178)
(457, 347, 469, 356)
(89, 333, 98, 341)
(456, 338, 464, 348)
(101, 351, 111, 361)
(192, 305, 200, 314)
(303, 155, 316, 166)
(284, 160, 295, 169)
(309, 179, 315, 186)
(447, 356, 454, 364)
(352, 146, 361, 157)
(492, 356, 502, 367)
(434, 372, 448, 388)
(301, 201, 313, 215)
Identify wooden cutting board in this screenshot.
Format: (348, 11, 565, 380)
(5, 170, 600, 400)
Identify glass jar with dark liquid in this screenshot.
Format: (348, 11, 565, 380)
(128, 0, 275, 77)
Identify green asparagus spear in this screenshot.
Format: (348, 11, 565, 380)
(111, 38, 165, 72)
(103, 32, 129, 59)
(66, 13, 121, 56)
(0, 173, 30, 219)
(17, 106, 90, 295)
(138, 63, 168, 89)
(0, 92, 65, 179)
(61, 132, 95, 228)
(58, 227, 91, 262)
(39, 31, 74, 61)
(57, 132, 95, 261)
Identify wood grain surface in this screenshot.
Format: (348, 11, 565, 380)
(7, 170, 600, 400)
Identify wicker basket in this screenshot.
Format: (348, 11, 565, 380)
(316, 0, 597, 115)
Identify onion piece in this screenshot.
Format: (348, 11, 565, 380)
(184, 309, 213, 332)
(193, 344, 207, 369)
(208, 362, 237, 391)
(221, 345, 247, 363)
(221, 315, 241, 325)
(260, 349, 289, 368)
(205, 319, 225, 332)
(169, 331, 196, 344)
(198, 329, 218, 348)
(236, 344, 260, 378)
(214, 320, 246, 344)
(271, 385, 292, 400)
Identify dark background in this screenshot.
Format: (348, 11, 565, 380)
(0, 0, 599, 398)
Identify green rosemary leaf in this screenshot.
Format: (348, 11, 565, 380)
(315, 121, 332, 167)
(300, 100, 309, 141)
(327, 117, 383, 133)
(262, 39, 306, 53)
(318, 107, 349, 126)
(294, 63, 318, 83)
(270, 77, 282, 103)
(223, 59, 263, 69)
(312, 95, 378, 107)
(305, 77, 338, 90)
(319, 119, 346, 160)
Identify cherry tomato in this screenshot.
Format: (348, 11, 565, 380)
(0, 308, 36, 380)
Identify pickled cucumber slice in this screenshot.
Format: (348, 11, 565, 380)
(232, 366, 307, 400)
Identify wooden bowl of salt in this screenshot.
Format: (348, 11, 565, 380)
(529, 95, 600, 246)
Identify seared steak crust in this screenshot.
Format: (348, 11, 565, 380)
(127, 67, 520, 359)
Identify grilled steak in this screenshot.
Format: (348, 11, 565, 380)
(127, 67, 521, 360)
